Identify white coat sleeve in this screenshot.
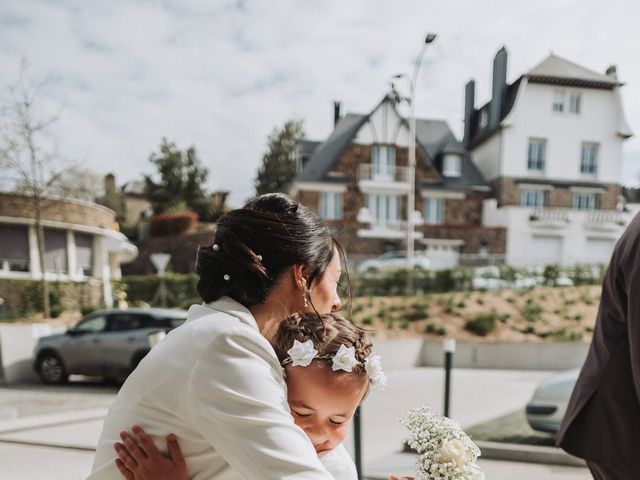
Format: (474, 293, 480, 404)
(186, 326, 334, 480)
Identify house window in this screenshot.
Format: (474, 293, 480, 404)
(320, 192, 343, 220)
(569, 93, 581, 114)
(527, 139, 546, 172)
(44, 228, 68, 274)
(572, 192, 598, 210)
(0, 224, 30, 272)
(580, 143, 598, 176)
(442, 155, 462, 177)
(423, 197, 444, 225)
(520, 189, 547, 207)
(552, 90, 565, 112)
(479, 109, 488, 128)
(367, 194, 400, 226)
(371, 145, 395, 177)
(75, 233, 94, 277)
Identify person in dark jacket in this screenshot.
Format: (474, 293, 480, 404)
(556, 212, 640, 479)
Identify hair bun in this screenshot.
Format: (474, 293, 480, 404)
(244, 193, 299, 215)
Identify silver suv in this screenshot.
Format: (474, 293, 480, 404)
(34, 308, 188, 384)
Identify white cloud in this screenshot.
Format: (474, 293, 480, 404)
(2, 0, 640, 207)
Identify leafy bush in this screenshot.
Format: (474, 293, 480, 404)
(543, 264, 560, 286)
(80, 305, 98, 316)
(118, 274, 199, 307)
(50, 305, 64, 318)
(520, 302, 543, 322)
(149, 211, 198, 237)
(362, 315, 374, 325)
(464, 312, 497, 336)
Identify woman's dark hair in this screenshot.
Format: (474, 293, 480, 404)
(196, 193, 345, 308)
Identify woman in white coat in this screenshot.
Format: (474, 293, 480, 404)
(88, 193, 344, 480)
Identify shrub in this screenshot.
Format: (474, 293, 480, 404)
(433, 269, 455, 292)
(120, 273, 199, 307)
(543, 264, 560, 286)
(457, 301, 466, 308)
(50, 305, 64, 318)
(499, 313, 510, 323)
(476, 297, 485, 305)
(149, 211, 198, 237)
(362, 315, 374, 325)
(464, 312, 497, 336)
(80, 305, 98, 316)
(520, 302, 543, 323)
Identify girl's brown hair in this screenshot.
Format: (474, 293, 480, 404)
(273, 312, 373, 377)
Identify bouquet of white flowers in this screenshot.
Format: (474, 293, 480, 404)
(402, 406, 485, 480)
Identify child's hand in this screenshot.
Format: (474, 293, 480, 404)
(113, 426, 187, 480)
(388, 476, 414, 480)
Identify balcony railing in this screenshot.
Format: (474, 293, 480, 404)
(358, 164, 410, 183)
(530, 208, 570, 224)
(528, 208, 627, 230)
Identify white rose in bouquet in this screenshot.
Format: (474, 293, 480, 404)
(402, 406, 484, 480)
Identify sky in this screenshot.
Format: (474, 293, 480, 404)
(2, 0, 640, 207)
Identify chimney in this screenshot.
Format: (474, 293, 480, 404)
(333, 101, 342, 128)
(489, 46, 508, 128)
(105, 173, 116, 196)
(606, 65, 618, 80)
(463, 79, 476, 146)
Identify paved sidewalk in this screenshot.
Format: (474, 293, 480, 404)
(0, 368, 591, 479)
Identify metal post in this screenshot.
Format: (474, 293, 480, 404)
(354, 405, 362, 479)
(443, 338, 456, 417)
(404, 34, 437, 295)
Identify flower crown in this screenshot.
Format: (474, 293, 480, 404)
(281, 339, 387, 388)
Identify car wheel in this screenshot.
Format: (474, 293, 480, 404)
(37, 352, 68, 384)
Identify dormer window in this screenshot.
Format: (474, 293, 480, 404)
(443, 154, 462, 177)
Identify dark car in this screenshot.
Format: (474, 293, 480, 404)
(34, 308, 187, 384)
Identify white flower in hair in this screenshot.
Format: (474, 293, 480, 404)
(287, 339, 318, 367)
(364, 353, 387, 388)
(332, 344, 359, 372)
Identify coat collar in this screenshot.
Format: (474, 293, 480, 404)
(186, 296, 259, 332)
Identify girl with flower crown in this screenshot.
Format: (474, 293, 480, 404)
(113, 312, 389, 480)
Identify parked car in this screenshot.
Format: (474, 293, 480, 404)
(33, 308, 187, 384)
(525, 368, 579, 433)
(356, 251, 431, 273)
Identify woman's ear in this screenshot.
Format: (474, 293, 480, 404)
(291, 264, 308, 290)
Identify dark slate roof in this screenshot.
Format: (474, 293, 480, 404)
(416, 119, 487, 192)
(295, 113, 368, 182)
(466, 77, 522, 149)
(295, 139, 321, 157)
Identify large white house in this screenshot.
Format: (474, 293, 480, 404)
(464, 47, 633, 266)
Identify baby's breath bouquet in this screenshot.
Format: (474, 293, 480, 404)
(402, 406, 485, 480)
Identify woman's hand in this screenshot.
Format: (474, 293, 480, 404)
(113, 426, 187, 480)
(388, 476, 414, 480)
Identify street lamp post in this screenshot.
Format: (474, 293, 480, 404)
(396, 33, 437, 295)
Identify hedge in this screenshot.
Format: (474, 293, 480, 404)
(117, 273, 199, 308)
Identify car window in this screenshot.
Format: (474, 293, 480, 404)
(109, 314, 156, 332)
(74, 315, 107, 333)
(160, 316, 187, 329)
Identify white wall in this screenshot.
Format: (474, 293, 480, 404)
(469, 133, 502, 181)
(354, 100, 410, 147)
(500, 79, 625, 183)
(482, 199, 629, 266)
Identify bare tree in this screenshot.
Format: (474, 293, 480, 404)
(0, 62, 98, 318)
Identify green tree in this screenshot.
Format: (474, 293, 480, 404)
(144, 139, 212, 219)
(254, 119, 305, 195)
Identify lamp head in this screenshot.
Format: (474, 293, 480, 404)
(425, 33, 437, 44)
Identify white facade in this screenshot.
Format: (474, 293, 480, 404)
(473, 80, 629, 183)
(482, 199, 630, 266)
(469, 52, 633, 267)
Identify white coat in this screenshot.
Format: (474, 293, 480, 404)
(88, 297, 332, 480)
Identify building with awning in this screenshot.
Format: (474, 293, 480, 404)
(0, 192, 138, 308)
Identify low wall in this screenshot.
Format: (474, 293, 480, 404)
(419, 340, 590, 371)
(0, 323, 65, 383)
